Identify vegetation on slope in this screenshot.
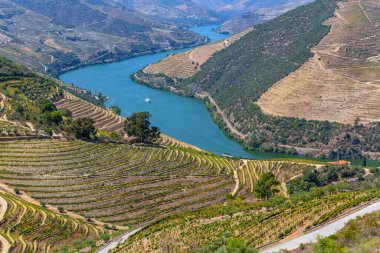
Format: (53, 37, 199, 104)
(0, 57, 66, 132)
(301, 210, 380, 252)
(0, 191, 105, 252)
(137, 0, 380, 159)
(180, 0, 337, 105)
(0, 0, 205, 76)
(110, 162, 380, 252)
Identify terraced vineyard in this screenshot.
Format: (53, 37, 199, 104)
(0, 191, 102, 252)
(55, 92, 125, 133)
(0, 139, 241, 228)
(0, 121, 35, 137)
(56, 92, 210, 150)
(237, 160, 310, 196)
(159, 134, 203, 151)
(112, 189, 380, 253)
(258, 0, 380, 124)
(0, 139, 318, 231)
(143, 28, 254, 79)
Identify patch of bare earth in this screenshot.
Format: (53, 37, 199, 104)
(257, 0, 380, 124)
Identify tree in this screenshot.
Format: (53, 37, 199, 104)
(14, 104, 25, 116)
(253, 172, 279, 200)
(69, 118, 96, 139)
(202, 232, 257, 253)
(58, 206, 65, 213)
(361, 156, 367, 167)
(304, 170, 320, 187)
(124, 112, 160, 142)
(14, 188, 21, 195)
(36, 98, 57, 113)
(74, 240, 83, 252)
(60, 108, 72, 118)
(110, 105, 121, 115)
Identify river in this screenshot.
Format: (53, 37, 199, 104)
(59, 25, 263, 158)
(59, 25, 380, 166)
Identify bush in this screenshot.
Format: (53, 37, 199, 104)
(14, 188, 21, 195)
(314, 237, 349, 253)
(100, 233, 110, 242)
(85, 213, 93, 222)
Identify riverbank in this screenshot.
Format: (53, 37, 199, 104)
(53, 37, 209, 78)
(59, 25, 380, 165)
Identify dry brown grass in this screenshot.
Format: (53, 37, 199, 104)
(257, 0, 380, 124)
(143, 28, 253, 79)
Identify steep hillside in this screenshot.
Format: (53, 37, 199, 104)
(136, 0, 380, 159)
(138, 28, 253, 80)
(0, 56, 68, 136)
(111, 0, 227, 26)
(293, 209, 380, 252)
(215, 11, 264, 35)
(111, 170, 380, 252)
(112, 0, 315, 29)
(180, 0, 337, 108)
(0, 139, 315, 231)
(0, 0, 205, 76)
(0, 190, 105, 252)
(258, 0, 380, 125)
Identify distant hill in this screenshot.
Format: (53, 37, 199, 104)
(111, 0, 228, 26)
(0, 0, 205, 76)
(215, 11, 264, 35)
(111, 0, 314, 28)
(215, 0, 314, 34)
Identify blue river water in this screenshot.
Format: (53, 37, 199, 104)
(60, 25, 259, 157)
(59, 25, 380, 165)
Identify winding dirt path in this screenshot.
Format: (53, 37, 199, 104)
(232, 160, 247, 196)
(196, 92, 248, 139)
(0, 196, 11, 253)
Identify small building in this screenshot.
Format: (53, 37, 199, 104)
(327, 160, 352, 166)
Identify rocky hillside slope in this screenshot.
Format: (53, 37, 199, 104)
(0, 0, 205, 76)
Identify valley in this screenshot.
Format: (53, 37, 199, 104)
(1, 0, 380, 253)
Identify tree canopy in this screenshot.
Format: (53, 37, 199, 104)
(36, 98, 57, 113)
(253, 172, 280, 200)
(124, 112, 160, 142)
(68, 117, 96, 139)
